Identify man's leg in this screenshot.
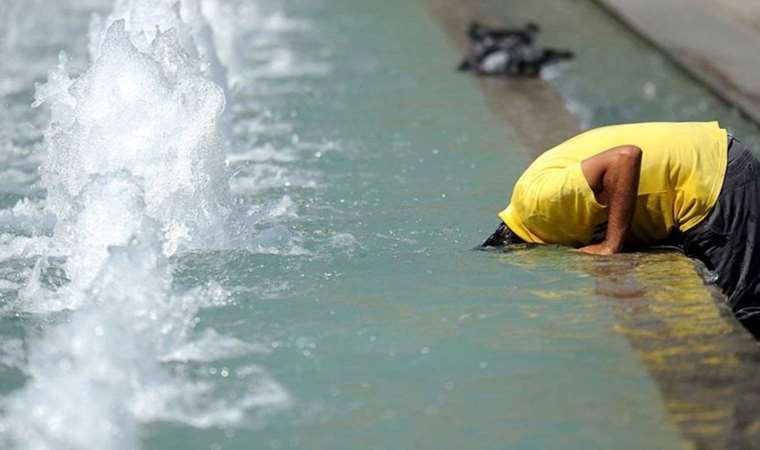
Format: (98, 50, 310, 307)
(683, 139, 760, 336)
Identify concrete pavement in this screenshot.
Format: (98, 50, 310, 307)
(595, 0, 760, 124)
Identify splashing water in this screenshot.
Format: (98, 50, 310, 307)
(5, 200, 289, 448)
(89, 0, 228, 91)
(1, 1, 291, 448)
(39, 17, 230, 260)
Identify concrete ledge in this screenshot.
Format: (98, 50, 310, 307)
(594, 0, 760, 125)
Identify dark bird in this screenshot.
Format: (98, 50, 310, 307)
(458, 21, 573, 77)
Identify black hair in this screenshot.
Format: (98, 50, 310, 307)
(480, 222, 525, 248)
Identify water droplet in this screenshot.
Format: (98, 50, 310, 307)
(642, 81, 657, 99)
(424, 405, 439, 416)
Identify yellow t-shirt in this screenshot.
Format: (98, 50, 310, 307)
(499, 122, 728, 247)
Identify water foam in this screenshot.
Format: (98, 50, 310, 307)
(89, 0, 228, 92)
(4, 228, 289, 448)
(39, 19, 230, 258)
(1, 1, 291, 448)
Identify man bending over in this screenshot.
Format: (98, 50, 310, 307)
(483, 122, 760, 336)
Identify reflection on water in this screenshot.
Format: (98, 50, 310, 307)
(586, 252, 760, 449)
(498, 246, 760, 448)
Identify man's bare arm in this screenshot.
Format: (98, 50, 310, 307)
(578, 145, 642, 255)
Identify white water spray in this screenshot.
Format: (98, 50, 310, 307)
(40, 16, 230, 260)
(1, 1, 290, 448)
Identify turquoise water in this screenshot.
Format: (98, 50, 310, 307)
(1, 0, 760, 449)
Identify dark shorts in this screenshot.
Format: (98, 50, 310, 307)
(683, 137, 760, 334)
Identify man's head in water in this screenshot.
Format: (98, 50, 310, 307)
(480, 222, 524, 248)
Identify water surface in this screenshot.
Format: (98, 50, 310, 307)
(0, 0, 758, 449)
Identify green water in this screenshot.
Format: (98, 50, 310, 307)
(165, 0, 689, 448)
(5, 0, 760, 448)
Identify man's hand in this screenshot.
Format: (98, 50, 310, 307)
(580, 145, 643, 255)
(578, 242, 618, 256)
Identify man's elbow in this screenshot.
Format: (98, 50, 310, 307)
(618, 145, 642, 161)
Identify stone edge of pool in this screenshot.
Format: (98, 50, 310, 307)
(592, 0, 760, 126)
